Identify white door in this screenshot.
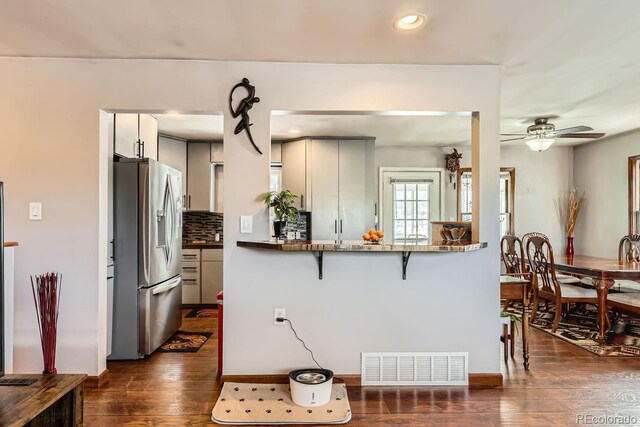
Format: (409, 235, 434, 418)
(310, 139, 339, 240)
(380, 169, 444, 244)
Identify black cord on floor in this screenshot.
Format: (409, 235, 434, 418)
(284, 318, 323, 369)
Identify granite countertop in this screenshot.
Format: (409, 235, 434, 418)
(183, 242, 224, 249)
(237, 240, 487, 252)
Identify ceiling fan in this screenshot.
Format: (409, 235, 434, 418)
(500, 117, 606, 152)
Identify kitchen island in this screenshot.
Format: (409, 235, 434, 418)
(237, 240, 487, 279)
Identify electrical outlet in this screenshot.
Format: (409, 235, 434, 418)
(274, 308, 286, 325)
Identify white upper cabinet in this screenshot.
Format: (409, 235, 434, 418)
(210, 141, 224, 163)
(114, 113, 158, 160)
(187, 142, 212, 211)
(139, 114, 158, 160)
(158, 135, 187, 206)
(114, 114, 139, 158)
(308, 138, 375, 241)
(281, 138, 308, 210)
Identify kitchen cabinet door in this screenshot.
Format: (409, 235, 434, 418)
(158, 135, 187, 207)
(282, 138, 307, 210)
(114, 113, 139, 158)
(310, 139, 340, 240)
(182, 261, 201, 304)
(187, 142, 212, 211)
(139, 114, 158, 160)
(338, 140, 370, 240)
(210, 141, 224, 163)
(201, 261, 223, 304)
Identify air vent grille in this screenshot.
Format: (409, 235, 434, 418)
(361, 352, 468, 386)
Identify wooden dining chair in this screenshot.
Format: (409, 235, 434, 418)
(523, 232, 599, 332)
(615, 235, 640, 292)
(501, 235, 528, 310)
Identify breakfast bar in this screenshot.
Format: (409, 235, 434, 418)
(237, 240, 488, 280)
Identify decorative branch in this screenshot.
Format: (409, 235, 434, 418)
(555, 188, 584, 238)
(30, 272, 62, 374)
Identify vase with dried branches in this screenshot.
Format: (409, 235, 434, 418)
(556, 188, 585, 257)
(31, 272, 62, 374)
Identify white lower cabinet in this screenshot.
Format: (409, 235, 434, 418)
(181, 248, 222, 304)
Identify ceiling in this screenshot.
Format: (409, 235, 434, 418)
(2, 0, 640, 145)
(271, 114, 472, 147)
(156, 114, 223, 140)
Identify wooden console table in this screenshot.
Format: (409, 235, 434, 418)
(0, 374, 86, 426)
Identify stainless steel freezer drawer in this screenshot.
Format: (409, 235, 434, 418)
(139, 276, 183, 355)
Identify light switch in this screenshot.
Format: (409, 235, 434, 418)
(29, 202, 42, 221)
(240, 215, 253, 233)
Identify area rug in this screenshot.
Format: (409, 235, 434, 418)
(508, 304, 640, 356)
(185, 308, 218, 318)
(156, 330, 212, 353)
(212, 382, 351, 425)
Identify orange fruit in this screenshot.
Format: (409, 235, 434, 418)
(368, 228, 376, 235)
(370, 234, 379, 242)
(376, 230, 384, 238)
(362, 233, 371, 241)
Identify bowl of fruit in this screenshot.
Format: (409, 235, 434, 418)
(363, 228, 384, 244)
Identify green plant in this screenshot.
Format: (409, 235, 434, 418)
(262, 190, 299, 222)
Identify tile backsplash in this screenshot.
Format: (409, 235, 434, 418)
(183, 212, 223, 243)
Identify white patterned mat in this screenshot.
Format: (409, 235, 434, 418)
(212, 382, 351, 425)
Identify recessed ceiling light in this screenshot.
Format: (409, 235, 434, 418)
(394, 13, 428, 31)
(288, 129, 301, 134)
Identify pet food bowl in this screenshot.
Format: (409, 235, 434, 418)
(289, 368, 334, 407)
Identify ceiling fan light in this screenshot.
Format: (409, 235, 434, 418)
(526, 137, 555, 152)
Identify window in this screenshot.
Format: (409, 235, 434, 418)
(457, 168, 515, 236)
(629, 155, 640, 233)
(392, 180, 431, 244)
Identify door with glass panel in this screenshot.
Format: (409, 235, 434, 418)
(381, 170, 443, 244)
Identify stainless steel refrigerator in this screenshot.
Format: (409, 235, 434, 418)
(110, 159, 183, 360)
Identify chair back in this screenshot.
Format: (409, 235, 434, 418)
(619, 235, 640, 262)
(501, 235, 526, 274)
(523, 232, 561, 298)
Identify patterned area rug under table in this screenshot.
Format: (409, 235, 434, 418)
(508, 303, 640, 356)
(212, 382, 351, 425)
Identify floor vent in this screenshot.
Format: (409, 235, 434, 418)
(361, 352, 468, 386)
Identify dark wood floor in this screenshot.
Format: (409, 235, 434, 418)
(85, 309, 640, 426)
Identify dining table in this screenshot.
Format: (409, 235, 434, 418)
(553, 255, 640, 341)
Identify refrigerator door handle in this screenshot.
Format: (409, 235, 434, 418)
(152, 276, 182, 295)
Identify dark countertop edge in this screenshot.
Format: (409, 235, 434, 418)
(237, 240, 488, 252)
(182, 243, 224, 249)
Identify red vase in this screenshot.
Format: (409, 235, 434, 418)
(566, 236, 574, 257)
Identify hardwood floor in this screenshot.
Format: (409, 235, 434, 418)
(85, 309, 640, 426)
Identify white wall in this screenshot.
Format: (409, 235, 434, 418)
(574, 130, 640, 258)
(0, 58, 501, 376)
(376, 145, 573, 248)
(501, 146, 573, 249)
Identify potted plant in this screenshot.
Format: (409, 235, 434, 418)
(262, 190, 299, 238)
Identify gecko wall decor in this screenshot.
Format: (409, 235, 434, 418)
(229, 78, 262, 155)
